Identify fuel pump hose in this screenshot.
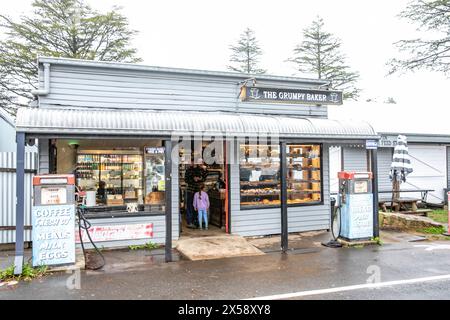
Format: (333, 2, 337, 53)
(76, 206, 105, 270)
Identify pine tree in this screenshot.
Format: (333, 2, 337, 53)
(288, 17, 360, 100)
(389, 0, 450, 75)
(0, 0, 141, 116)
(227, 28, 266, 74)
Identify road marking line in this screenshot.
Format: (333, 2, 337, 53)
(245, 274, 450, 300)
(414, 244, 450, 251)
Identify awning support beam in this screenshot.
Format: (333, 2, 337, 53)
(164, 139, 173, 262)
(14, 132, 26, 275)
(370, 148, 380, 238)
(280, 141, 288, 253)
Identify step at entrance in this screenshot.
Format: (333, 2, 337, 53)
(175, 235, 264, 261)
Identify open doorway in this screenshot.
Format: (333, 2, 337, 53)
(178, 140, 228, 238)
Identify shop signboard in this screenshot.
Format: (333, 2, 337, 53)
(365, 140, 378, 150)
(32, 204, 76, 267)
(241, 86, 343, 105)
(379, 135, 398, 148)
(75, 223, 153, 243)
(145, 147, 165, 154)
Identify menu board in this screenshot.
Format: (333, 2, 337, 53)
(32, 204, 75, 267)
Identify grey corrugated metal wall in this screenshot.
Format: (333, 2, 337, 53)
(230, 143, 330, 237)
(377, 148, 393, 191)
(343, 147, 368, 172)
(38, 64, 329, 118)
(0, 152, 36, 244)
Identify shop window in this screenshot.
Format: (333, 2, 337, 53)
(240, 143, 281, 208)
(68, 142, 166, 216)
(286, 144, 322, 205)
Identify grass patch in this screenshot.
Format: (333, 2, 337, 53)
(419, 225, 446, 235)
(129, 242, 160, 251)
(428, 210, 448, 224)
(0, 262, 48, 282)
(371, 237, 383, 245)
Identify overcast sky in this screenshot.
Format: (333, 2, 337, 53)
(3, 0, 450, 134)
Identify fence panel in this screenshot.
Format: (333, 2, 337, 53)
(0, 151, 37, 244)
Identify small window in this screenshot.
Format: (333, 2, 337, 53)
(286, 144, 322, 205)
(239, 143, 280, 208)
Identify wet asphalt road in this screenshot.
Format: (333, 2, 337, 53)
(1, 238, 450, 300)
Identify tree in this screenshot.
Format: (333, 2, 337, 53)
(385, 97, 397, 104)
(288, 17, 360, 100)
(227, 28, 266, 74)
(0, 0, 141, 116)
(388, 0, 450, 75)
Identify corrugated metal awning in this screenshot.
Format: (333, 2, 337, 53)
(16, 108, 378, 139)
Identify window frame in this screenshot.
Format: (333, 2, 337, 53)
(239, 142, 324, 210)
(285, 143, 324, 208)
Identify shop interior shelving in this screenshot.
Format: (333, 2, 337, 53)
(76, 153, 143, 202)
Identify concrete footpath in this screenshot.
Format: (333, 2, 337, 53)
(1, 231, 450, 300)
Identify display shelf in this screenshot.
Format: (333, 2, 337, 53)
(287, 190, 322, 194)
(287, 179, 321, 183)
(287, 165, 321, 170)
(240, 180, 279, 185)
(285, 144, 322, 205)
(76, 153, 144, 205)
(241, 193, 280, 197)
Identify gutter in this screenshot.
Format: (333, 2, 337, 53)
(37, 56, 329, 86)
(31, 63, 50, 96)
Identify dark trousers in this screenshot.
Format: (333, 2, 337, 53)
(186, 191, 196, 225)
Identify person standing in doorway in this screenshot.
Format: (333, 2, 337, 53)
(193, 184, 210, 230)
(185, 158, 208, 228)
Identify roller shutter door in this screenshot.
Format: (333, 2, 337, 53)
(401, 145, 446, 204)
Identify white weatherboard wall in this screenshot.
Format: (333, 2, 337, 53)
(0, 117, 16, 152)
(329, 147, 367, 193)
(230, 143, 330, 237)
(38, 64, 328, 118)
(401, 145, 447, 204)
(329, 147, 341, 194)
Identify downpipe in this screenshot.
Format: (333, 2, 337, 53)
(31, 63, 50, 96)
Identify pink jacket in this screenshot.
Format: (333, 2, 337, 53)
(193, 191, 210, 211)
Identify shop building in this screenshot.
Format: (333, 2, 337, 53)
(330, 134, 450, 205)
(14, 57, 379, 259)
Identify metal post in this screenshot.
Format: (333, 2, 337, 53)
(280, 141, 288, 253)
(14, 132, 26, 275)
(164, 139, 173, 262)
(370, 148, 380, 238)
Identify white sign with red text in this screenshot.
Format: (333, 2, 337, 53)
(75, 223, 153, 243)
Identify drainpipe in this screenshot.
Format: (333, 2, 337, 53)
(31, 63, 50, 96)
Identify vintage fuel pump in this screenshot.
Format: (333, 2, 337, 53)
(337, 171, 374, 241)
(32, 174, 76, 267)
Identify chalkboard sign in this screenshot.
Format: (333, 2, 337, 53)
(32, 204, 76, 267)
